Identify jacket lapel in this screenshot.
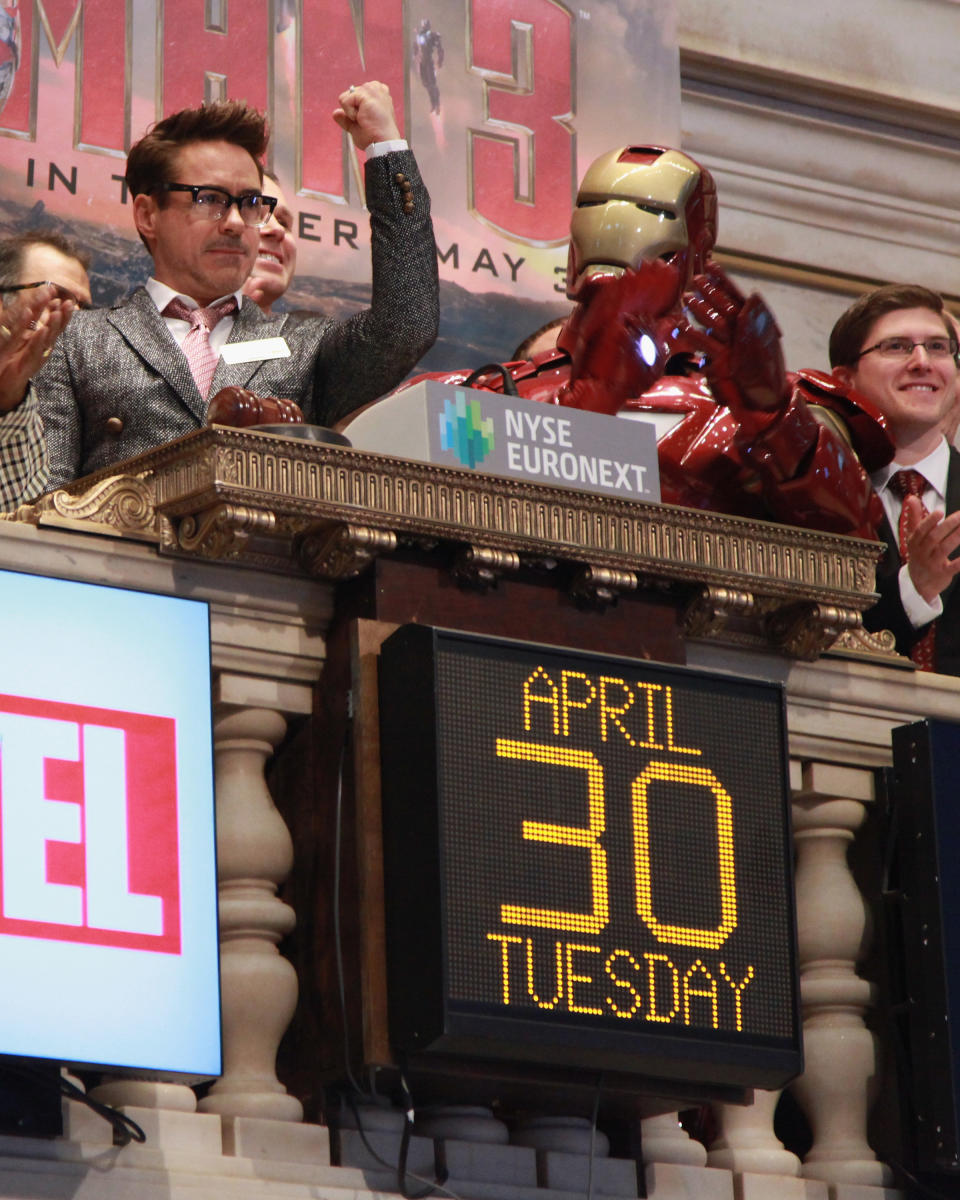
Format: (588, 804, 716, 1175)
(209, 299, 287, 393)
(939, 447, 960, 607)
(107, 288, 207, 423)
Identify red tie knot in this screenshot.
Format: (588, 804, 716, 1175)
(890, 468, 928, 500)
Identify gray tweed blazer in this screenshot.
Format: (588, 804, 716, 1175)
(35, 149, 438, 491)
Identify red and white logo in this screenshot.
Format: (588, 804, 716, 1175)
(0, 694, 181, 954)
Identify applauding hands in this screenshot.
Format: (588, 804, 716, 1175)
(0, 284, 76, 413)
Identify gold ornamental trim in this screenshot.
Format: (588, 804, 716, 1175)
(682, 586, 757, 640)
(298, 523, 399, 580)
(452, 544, 522, 590)
(105, 427, 881, 604)
(7, 474, 159, 541)
(12, 428, 886, 661)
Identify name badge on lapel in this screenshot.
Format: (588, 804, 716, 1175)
(220, 337, 291, 364)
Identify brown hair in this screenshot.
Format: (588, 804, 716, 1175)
(829, 284, 949, 368)
(512, 315, 567, 360)
(0, 230, 91, 291)
(125, 100, 268, 199)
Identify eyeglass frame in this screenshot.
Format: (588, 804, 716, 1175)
(1, 281, 91, 309)
(854, 335, 959, 362)
(149, 182, 278, 228)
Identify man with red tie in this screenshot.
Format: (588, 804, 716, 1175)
(828, 284, 960, 673)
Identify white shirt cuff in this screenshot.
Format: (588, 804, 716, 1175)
(365, 139, 408, 157)
(899, 562, 943, 627)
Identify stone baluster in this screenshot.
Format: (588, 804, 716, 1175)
(707, 1090, 800, 1175)
(639, 1111, 740, 1200)
(790, 762, 892, 1187)
(197, 705, 303, 1122)
(88, 1077, 198, 1115)
(513, 1115, 642, 1194)
(640, 1113, 707, 1167)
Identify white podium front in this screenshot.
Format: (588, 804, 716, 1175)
(339, 379, 661, 503)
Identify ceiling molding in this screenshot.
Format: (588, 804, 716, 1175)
(680, 47, 960, 146)
(714, 249, 960, 309)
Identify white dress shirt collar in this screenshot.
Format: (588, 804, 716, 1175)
(145, 278, 246, 356)
(872, 437, 950, 507)
(145, 277, 244, 315)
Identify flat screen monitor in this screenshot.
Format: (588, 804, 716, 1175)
(890, 719, 960, 1178)
(378, 624, 801, 1096)
(0, 567, 220, 1080)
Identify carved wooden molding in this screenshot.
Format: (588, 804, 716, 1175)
(3, 429, 890, 661)
(829, 625, 907, 665)
(178, 502, 277, 560)
(139, 429, 876, 595)
(766, 602, 863, 662)
(569, 564, 639, 609)
(452, 544, 521, 590)
(682, 585, 757, 639)
(298, 523, 398, 580)
(5, 474, 158, 540)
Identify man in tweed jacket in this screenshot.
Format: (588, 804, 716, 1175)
(29, 84, 438, 493)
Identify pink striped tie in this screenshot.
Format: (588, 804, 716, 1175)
(164, 296, 238, 400)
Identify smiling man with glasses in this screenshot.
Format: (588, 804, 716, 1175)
(828, 283, 960, 674)
(22, 86, 438, 493)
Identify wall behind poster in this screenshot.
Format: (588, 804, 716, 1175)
(0, 0, 679, 370)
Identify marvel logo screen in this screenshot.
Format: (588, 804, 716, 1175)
(0, 568, 219, 1079)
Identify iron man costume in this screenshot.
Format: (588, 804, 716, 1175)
(403, 146, 891, 539)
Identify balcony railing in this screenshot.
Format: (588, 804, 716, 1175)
(0, 430, 941, 1200)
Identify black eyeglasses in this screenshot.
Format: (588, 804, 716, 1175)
(1, 281, 91, 309)
(151, 183, 278, 228)
(855, 336, 959, 361)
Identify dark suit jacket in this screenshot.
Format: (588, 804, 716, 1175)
(35, 150, 438, 491)
(863, 446, 960, 675)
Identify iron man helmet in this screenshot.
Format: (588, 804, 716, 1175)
(566, 146, 717, 299)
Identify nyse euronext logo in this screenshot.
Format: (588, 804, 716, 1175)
(439, 390, 495, 468)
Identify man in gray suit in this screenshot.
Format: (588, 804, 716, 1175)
(27, 82, 438, 493)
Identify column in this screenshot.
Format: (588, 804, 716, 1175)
(790, 761, 892, 1187)
(198, 705, 302, 1121)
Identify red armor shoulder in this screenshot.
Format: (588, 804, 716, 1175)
(790, 368, 894, 472)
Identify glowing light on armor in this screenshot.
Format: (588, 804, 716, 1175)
(639, 334, 658, 367)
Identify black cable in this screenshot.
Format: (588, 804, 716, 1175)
(0, 1061, 145, 1147)
(397, 1107, 437, 1200)
(331, 709, 368, 1099)
(462, 363, 520, 396)
(58, 1074, 146, 1146)
(887, 1157, 960, 1200)
(396, 1071, 450, 1200)
(342, 1087, 461, 1200)
(330, 708, 456, 1200)
(585, 1072, 603, 1200)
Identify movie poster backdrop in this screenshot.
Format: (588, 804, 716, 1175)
(0, 0, 679, 370)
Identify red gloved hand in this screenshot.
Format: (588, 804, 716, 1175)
(558, 258, 684, 414)
(683, 262, 787, 417)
